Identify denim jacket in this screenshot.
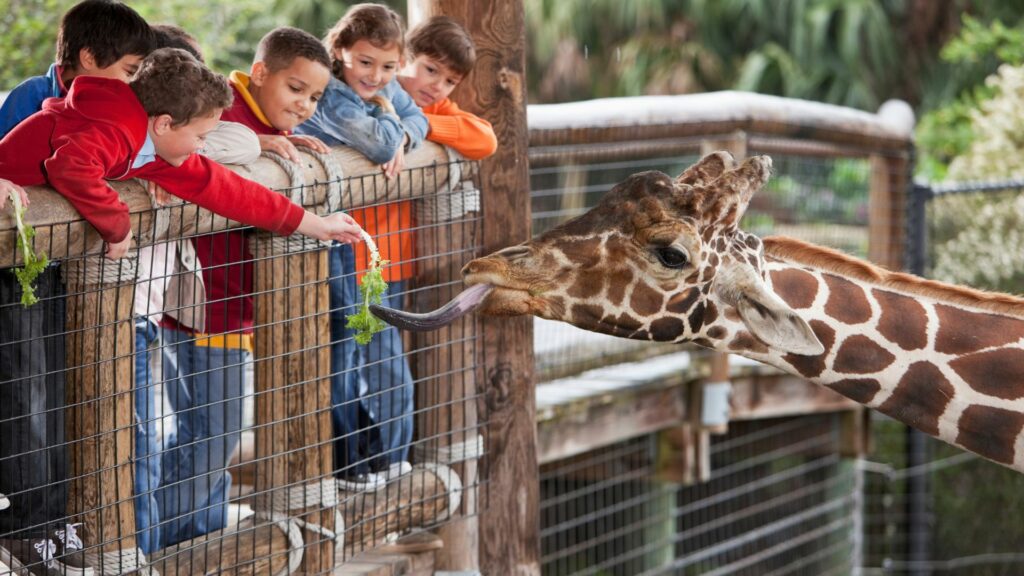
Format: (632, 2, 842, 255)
(295, 76, 428, 164)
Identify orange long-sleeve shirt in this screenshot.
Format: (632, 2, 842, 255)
(352, 98, 497, 282)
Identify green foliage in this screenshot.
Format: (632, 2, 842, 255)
(0, 0, 65, 91)
(345, 247, 389, 346)
(9, 190, 49, 307)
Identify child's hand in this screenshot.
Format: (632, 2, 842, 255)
(287, 134, 330, 155)
(0, 179, 29, 211)
(367, 95, 396, 115)
(381, 135, 408, 180)
(106, 229, 133, 260)
(145, 180, 173, 207)
(258, 134, 304, 163)
(296, 211, 363, 244)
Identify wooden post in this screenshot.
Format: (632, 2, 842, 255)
(252, 235, 335, 574)
(868, 153, 909, 271)
(410, 1, 537, 573)
(64, 256, 140, 571)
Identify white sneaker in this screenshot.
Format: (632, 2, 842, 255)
(380, 461, 413, 481)
(0, 492, 8, 511)
(336, 472, 386, 492)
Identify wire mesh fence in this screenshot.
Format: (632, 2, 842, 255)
(540, 414, 860, 576)
(0, 154, 486, 574)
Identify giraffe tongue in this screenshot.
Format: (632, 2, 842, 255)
(370, 283, 494, 331)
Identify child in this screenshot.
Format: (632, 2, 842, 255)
(398, 16, 497, 161)
(0, 0, 153, 138)
(131, 25, 260, 554)
(0, 0, 152, 557)
(154, 26, 331, 549)
(0, 48, 363, 553)
(295, 3, 428, 484)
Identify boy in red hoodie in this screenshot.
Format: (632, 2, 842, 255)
(0, 47, 362, 549)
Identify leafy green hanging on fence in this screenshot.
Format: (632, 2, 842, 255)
(346, 231, 389, 345)
(9, 190, 49, 307)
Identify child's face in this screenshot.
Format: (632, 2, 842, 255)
(150, 110, 221, 167)
(78, 49, 144, 83)
(334, 39, 402, 100)
(399, 54, 463, 108)
(249, 57, 330, 132)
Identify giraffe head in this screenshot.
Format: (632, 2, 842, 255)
(376, 151, 823, 355)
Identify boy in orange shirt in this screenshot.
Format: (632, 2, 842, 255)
(398, 16, 497, 160)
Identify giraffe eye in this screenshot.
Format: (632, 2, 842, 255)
(654, 246, 689, 269)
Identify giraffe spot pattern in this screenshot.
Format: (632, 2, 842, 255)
(568, 269, 604, 300)
(935, 304, 1024, 355)
(630, 281, 664, 317)
(829, 379, 881, 404)
(833, 335, 896, 374)
(878, 361, 953, 437)
(950, 348, 1024, 400)
(728, 331, 768, 354)
(650, 317, 686, 341)
(824, 275, 872, 325)
(770, 268, 818, 309)
(874, 289, 928, 351)
(956, 405, 1024, 465)
(703, 301, 718, 325)
(606, 268, 633, 307)
(688, 302, 706, 333)
(706, 326, 727, 340)
(667, 288, 700, 314)
(783, 320, 835, 378)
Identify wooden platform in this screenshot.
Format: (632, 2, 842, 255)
(537, 349, 860, 465)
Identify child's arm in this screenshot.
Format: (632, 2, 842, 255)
(390, 84, 429, 150)
(136, 154, 362, 243)
(423, 99, 498, 160)
(44, 128, 135, 245)
(258, 133, 331, 162)
(295, 91, 407, 165)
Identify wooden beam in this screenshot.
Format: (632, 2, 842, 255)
(409, 1, 537, 574)
(0, 143, 461, 269)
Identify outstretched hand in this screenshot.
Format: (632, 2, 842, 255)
(295, 211, 363, 244)
(106, 229, 133, 260)
(0, 178, 29, 211)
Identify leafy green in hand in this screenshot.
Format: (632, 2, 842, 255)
(345, 232, 389, 345)
(9, 190, 48, 307)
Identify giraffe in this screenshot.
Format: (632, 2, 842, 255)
(373, 151, 1024, 473)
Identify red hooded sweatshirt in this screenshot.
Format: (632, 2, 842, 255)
(0, 76, 305, 244)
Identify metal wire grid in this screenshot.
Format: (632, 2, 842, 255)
(539, 414, 859, 575)
(0, 159, 485, 574)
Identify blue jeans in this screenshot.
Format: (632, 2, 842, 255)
(156, 328, 245, 549)
(133, 318, 161, 554)
(328, 243, 414, 476)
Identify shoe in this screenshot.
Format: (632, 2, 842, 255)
(378, 461, 412, 481)
(336, 472, 386, 493)
(0, 537, 94, 576)
(0, 493, 9, 511)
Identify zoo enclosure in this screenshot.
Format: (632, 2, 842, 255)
(523, 91, 937, 574)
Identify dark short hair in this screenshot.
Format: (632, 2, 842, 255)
(324, 3, 405, 77)
(153, 23, 204, 62)
(129, 48, 232, 126)
(255, 26, 330, 73)
(407, 16, 476, 78)
(56, 0, 154, 70)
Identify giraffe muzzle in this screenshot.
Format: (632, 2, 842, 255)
(370, 283, 494, 331)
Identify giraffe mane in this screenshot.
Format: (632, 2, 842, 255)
(764, 236, 1024, 319)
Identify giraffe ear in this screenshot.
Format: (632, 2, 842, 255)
(716, 263, 824, 356)
(736, 292, 824, 356)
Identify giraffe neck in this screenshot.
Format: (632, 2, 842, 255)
(727, 237, 1024, 471)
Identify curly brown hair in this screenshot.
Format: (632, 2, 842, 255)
(407, 16, 476, 78)
(324, 4, 405, 77)
(129, 48, 232, 126)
